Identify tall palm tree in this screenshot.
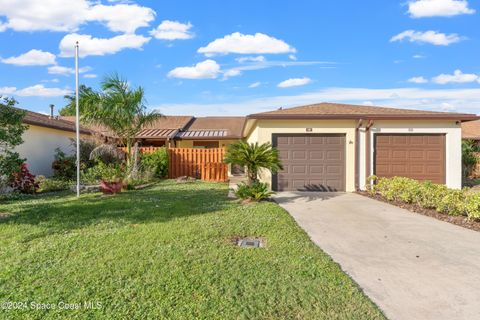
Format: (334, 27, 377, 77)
(225, 141, 283, 185)
(81, 74, 162, 166)
(60, 85, 93, 116)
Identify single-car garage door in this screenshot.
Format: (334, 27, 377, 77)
(374, 134, 446, 184)
(272, 134, 346, 191)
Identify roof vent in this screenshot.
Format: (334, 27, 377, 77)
(49, 104, 55, 118)
(278, 107, 283, 110)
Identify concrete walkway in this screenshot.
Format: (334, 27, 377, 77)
(274, 192, 480, 320)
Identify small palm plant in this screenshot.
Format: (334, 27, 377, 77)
(225, 141, 283, 185)
(81, 74, 162, 167)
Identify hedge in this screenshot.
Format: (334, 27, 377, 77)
(366, 176, 480, 220)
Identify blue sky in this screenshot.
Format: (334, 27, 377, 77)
(0, 0, 479, 116)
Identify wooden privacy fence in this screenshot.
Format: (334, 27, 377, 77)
(168, 148, 228, 182)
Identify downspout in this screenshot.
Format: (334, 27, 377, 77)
(355, 119, 363, 191)
(365, 120, 375, 186)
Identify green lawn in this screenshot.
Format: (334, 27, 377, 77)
(0, 181, 384, 319)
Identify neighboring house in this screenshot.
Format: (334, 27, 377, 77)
(175, 117, 246, 149)
(243, 102, 478, 192)
(461, 119, 480, 145)
(17, 110, 92, 177)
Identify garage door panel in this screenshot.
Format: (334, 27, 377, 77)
(375, 134, 445, 184)
(273, 134, 345, 191)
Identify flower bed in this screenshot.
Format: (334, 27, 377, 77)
(364, 176, 480, 227)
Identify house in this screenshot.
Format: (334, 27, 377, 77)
(17, 110, 92, 176)
(462, 119, 480, 145)
(243, 102, 478, 192)
(175, 117, 246, 149)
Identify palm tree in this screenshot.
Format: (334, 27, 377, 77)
(225, 141, 283, 185)
(60, 85, 93, 116)
(81, 74, 162, 166)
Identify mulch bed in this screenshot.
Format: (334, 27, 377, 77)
(357, 191, 480, 232)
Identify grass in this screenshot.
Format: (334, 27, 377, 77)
(0, 181, 384, 319)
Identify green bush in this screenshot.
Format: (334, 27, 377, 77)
(367, 176, 480, 220)
(52, 148, 76, 180)
(81, 161, 124, 184)
(140, 148, 168, 178)
(235, 182, 273, 201)
(36, 176, 72, 193)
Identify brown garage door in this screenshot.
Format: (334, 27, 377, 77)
(273, 134, 346, 191)
(374, 134, 446, 184)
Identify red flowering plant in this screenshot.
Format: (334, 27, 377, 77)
(10, 163, 39, 194)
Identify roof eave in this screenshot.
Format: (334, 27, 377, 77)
(247, 114, 480, 121)
(24, 119, 92, 135)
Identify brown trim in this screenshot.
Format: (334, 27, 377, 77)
(174, 136, 242, 141)
(24, 119, 91, 135)
(247, 114, 480, 121)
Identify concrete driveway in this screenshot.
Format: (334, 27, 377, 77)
(274, 192, 480, 320)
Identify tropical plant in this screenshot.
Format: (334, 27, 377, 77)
(59, 85, 94, 116)
(0, 96, 28, 182)
(140, 148, 168, 178)
(52, 148, 76, 180)
(225, 141, 283, 185)
(10, 163, 39, 194)
(462, 139, 479, 180)
(235, 181, 273, 201)
(81, 74, 162, 166)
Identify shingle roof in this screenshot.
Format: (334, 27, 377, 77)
(462, 119, 480, 140)
(24, 111, 92, 134)
(178, 117, 246, 139)
(136, 128, 178, 139)
(248, 102, 479, 121)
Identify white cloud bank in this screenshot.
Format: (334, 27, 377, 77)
(48, 65, 92, 76)
(59, 33, 150, 57)
(390, 30, 462, 46)
(168, 59, 221, 79)
(278, 77, 311, 88)
(198, 32, 296, 56)
(432, 69, 479, 84)
(408, 0, 475, 18)
(150, 20, 193, 40)
(154, 87, 480, 116)
(1, 49, 56, 66)
(0, 84, 70, 97)
(0, 0, 155, 33)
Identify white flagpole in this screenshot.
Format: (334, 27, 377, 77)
(75, 41, 80, 197)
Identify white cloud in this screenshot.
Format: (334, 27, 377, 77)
(154, 87, 480, 116)
(278, 77, 311, 88)
(198, 32, 296, 56)
(248, 81, 261, 88)
(1, 49, 56, 66)
(235, 56, 265, 63)
(86, 4, 155, 33)
(168, 59, 221, 79)
(432, 69, 479, 84)
(408, 0, 475, 18)
(413, 54, 426, 59)
(59, 33, 150, 57)
(390, 30, 462, 46)
(223, 69, 242, 79)
(0, 0, 155, 33)
(0, 86, 17, 94)
(408, 76, 428, 83)
(83, 73, 97, 78)
(289, 54, 297, 61)
(1, 83, 70, 97)
(150, 20, 193, 40)
(47, 65, 92, 75)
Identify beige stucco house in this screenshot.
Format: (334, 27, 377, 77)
(16, 111, 92, 176)
(243, 103, 478, 192)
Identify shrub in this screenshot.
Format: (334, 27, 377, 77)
(10, 164, 39, 194)
(52, 148, 76, 180)
(140, 148, 168, 178)
(82, 161, 124, 184)
(35, 176, 71, 193)
(235, 182, 273, 201)
(366, 176, 480, 220)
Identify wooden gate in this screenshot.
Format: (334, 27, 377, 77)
(168, 148, 228, 182)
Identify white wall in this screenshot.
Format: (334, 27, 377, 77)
(15, 125, 77, 177)
(359, 120, 462, 190)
